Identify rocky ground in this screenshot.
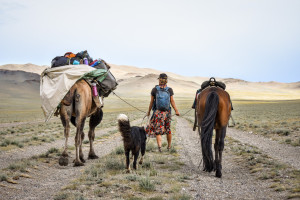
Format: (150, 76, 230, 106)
(0, 117, 299, 199)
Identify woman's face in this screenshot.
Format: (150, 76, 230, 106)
(159, 78, 167, 85)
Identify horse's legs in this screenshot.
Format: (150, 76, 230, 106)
(193, 109, 197, 131)
(74, 117, 86, 167)
(216, 126, 226, 178)
(88, 109, 103, 159)
(214, 128, 221, 172)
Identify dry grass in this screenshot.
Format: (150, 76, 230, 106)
(54, 118, 192, 200)
(227, 137, 300, 198)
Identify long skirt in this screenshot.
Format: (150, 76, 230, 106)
(146, 110, 171, 136)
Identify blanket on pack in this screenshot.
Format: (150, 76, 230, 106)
(40, 65, 108, 122)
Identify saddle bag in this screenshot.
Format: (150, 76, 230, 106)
(93, 59, 118, 97)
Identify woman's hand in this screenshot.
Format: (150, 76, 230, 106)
(175, 110, 180, 116)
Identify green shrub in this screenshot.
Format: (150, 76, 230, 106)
(0, 174, 8, 181)
(105, 158, 125, 170)
(169, 194, 191, 200)
(47, 147, 59, 154)
(0, 139, 11, 147)
(54, 193, 68, 200)
(126, 175, 138, 181)
(115, 146, 124, 155)
(139, 177, 155, 191)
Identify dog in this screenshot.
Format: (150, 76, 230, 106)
(117, 114, 147, 172)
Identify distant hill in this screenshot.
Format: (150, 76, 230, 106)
(0, 63, 300, 100)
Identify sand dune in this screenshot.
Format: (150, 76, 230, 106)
(0, 63, 299, 100)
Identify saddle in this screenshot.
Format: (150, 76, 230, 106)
(201, 77, 226, 91)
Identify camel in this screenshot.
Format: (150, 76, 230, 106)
(58, 79, 103, 166)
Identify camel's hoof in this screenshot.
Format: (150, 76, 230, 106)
(88, 154, 99, 159)
(58, 157, 68, 166)
(61, 152, 69, 157)
(216, 170, 222, 178)
(73, 160, 84, 167)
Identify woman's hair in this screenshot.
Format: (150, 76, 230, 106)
(158, 73, 168, 85)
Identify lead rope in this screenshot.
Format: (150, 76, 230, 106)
(112, 91, 147, 114)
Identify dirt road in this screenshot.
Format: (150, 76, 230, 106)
(1, 117, 299, 199)
(176, 117, 290, 199)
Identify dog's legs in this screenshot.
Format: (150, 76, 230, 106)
(133, 151, 140, 170)
(139, 141, 146, 165)
(125, 150, 131, 173)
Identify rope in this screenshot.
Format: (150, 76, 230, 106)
(179, 108, 193, 117)
(112, 91, 147, 114)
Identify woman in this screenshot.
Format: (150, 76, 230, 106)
(146, 73, 180, 152)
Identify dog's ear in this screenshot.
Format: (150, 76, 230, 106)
(139, 127, 146, 134)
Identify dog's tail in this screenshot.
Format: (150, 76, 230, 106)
(117, 114, 131, 143)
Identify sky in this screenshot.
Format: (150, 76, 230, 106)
(0, 0, 299, 83)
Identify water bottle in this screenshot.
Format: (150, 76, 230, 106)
(83, 58, 88, 65)
(91, 83, 98, 96)
(73, 60, 80, 65)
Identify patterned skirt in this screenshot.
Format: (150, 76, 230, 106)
(146, 110, 171, 136)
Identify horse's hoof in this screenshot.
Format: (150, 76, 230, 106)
(73, 160, 84, 167)
(216, 170, 222, 178)
(88, 154, 99, 159)
(139, 160, 143, 165)
(58, 157, 68, 166)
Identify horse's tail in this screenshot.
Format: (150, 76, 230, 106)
(117, 114, 132, 143)
(201, 91, 219, 172)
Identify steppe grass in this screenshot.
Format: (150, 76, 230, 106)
(227, 137, 300, 198)
(57, 119, 192, 200)
(232, 100, 300, 146)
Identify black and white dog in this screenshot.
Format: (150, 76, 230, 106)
(117, 114, 147, 172)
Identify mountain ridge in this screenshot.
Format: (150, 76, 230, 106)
(0, 64, 299, 100)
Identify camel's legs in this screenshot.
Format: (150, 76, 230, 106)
(71, 116, 85, 163)
(58, 105, 73, 166)
(74, 116, 86, 166)
(88, 108, 103, 159)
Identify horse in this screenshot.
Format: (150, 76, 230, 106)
(59, 79, 103, 167)
(195, 86, 231, 178)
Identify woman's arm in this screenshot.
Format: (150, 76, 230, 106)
(147, 95, 155, 116)
(170, 96, 180, 116)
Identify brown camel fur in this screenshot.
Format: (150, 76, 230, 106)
(195, 86, 231, 178)
(59, 79, 103, 167)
